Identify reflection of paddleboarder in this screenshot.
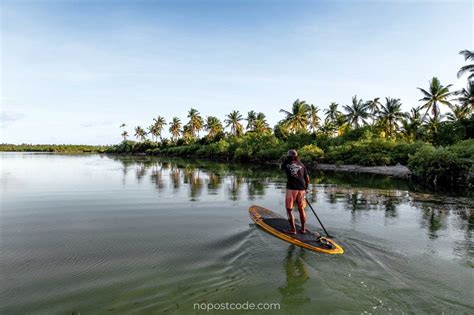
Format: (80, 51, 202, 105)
(281, 149, 310, 235)
(278, 245, 310, 306)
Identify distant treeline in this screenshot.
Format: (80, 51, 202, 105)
(108, 49, 474, 188)
(0, 144, 111, 153)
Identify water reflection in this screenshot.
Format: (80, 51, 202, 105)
(170, 166, 181, 190)
(207, 172, 222, 194)
(278, 245, 310, 306)
(150, 164, 164, 191)
(107, 155, 473, 250)
(228, 175, 243, 201)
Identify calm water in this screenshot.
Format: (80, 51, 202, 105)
(1, 153, 473, 314)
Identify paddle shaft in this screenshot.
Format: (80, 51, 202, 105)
(305, 197, 331, 238)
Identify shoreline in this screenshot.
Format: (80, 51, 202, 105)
(106, 152, 412, 179)
(315, 163, 411, 179)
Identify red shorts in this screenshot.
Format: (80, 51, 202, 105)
(285, 189, 306, 210)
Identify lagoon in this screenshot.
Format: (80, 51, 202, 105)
(1, 153, 473, 314)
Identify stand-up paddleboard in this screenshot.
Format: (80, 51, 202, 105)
(249, 205, 344, 254)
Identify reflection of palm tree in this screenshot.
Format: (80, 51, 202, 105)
(135, 164, 147, 181)
(189, 170, 203, 201)
(247, 179, 265, 200)
(207, 172, 222, 193)
(278, 246, 310, 307)
(170, 166, 181, 190)
(228, 175, 243, 201)
(151, 165, 164, 191)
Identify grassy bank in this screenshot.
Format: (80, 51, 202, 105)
(0, 144, 111, 153)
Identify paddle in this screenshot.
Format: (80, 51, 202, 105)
(305, 197, 332, 238)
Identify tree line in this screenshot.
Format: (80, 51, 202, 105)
(119, 50, 473, 144)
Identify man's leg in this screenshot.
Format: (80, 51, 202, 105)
(285, 190, 297, 234)
(298, 191, 307, 233)
(286, 208, 296, 234)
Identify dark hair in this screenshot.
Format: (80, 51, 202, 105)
(285, 155, 299, 163)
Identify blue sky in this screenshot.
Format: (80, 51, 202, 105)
(1, 0, 472, 144)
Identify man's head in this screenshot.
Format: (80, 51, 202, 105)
(287, 149, 299, 161)
(287, 149, 298, 157)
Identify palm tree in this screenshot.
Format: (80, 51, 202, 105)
(401, 106, 424, 141)
(205, 116, 224, 138)
(279, 99, 310, 133)
(121, 130, 129, 141)
(454, 81, 474, 113)
(323, 102, 342, 136)
(307, 104, 320, 133)
(246, 110, 257, 131)
(425, 115, 443, 138)
(446, 104, 471, 122)
(169, 117, 182, 142)
(147, 124, 159, 142)
(153, 116, 166, 140)
(457, 49, 474, 80)
(119, 123, 127, 141)
(365, 98, 382, 124)
(274, 120, 290, 139)
(343, 95, 369, 129)
(134, 126, 147, 142)
(377, 97, 404, 138)
(187, 108, 204, 138)
(253, 112, 270, 134)
(182, 124, 193, 143)
(320, 120, 336, 137)
(417, 77, 452, 119)
(225, 110, 244, 136)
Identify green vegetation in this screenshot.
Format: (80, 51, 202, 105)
(0, 144, 110, 153)
(109, 50, 473, 188)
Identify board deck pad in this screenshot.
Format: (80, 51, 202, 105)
(249, 205, 344, 254)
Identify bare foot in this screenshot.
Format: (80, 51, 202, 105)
(285, 230, 297, 235)
(299, 228, 307, 234)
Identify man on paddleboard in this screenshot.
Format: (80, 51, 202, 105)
(281, 149, 310, 235)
